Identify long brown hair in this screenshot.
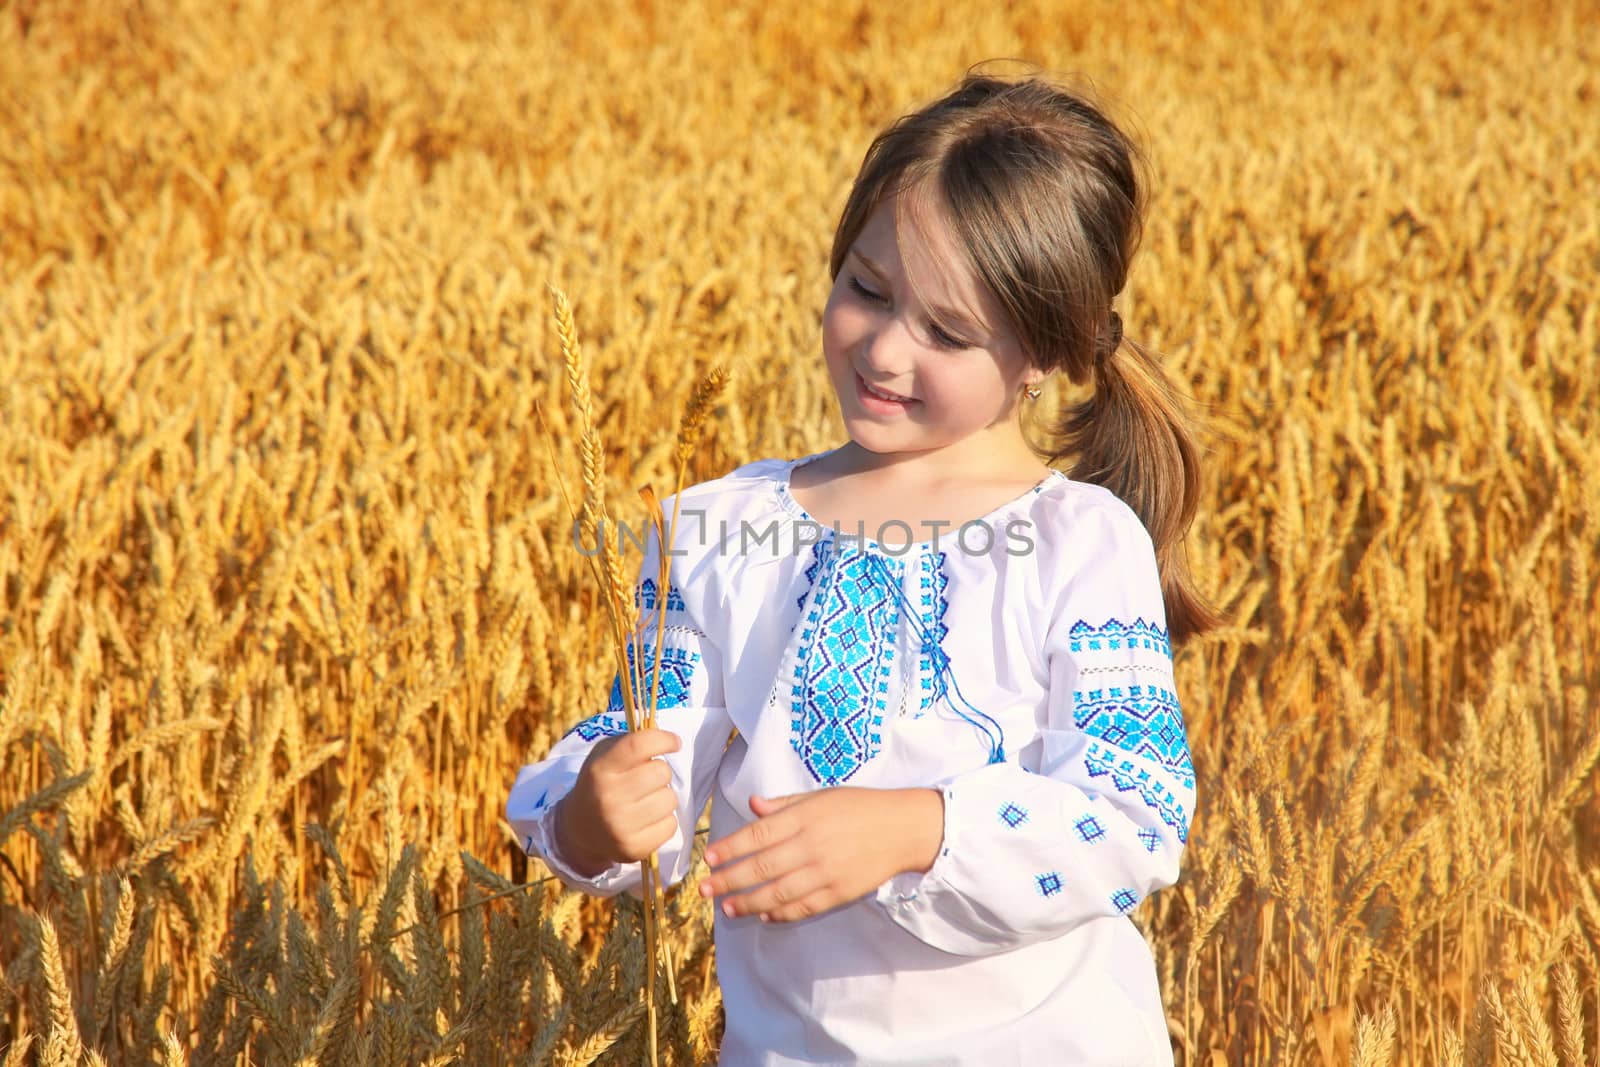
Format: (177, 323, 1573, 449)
(828, 68, 1219, 642)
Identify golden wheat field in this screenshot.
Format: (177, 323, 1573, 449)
(1, 0, 1597, 1063)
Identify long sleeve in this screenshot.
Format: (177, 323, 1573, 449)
(505, 512, 731, 898)
(874, 499, 1194, 956)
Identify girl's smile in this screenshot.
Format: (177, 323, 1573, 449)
(854, 369, 919, 412)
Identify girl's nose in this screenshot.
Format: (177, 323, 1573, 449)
(857, 317, 914, 378)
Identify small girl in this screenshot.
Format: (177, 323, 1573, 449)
(508, 70, 1215, 1066)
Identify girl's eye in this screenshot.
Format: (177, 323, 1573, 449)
(851, 278, 972, 351)
(848, 276, 884, 304)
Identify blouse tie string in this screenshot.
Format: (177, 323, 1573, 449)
(864, 552, 1007, 766)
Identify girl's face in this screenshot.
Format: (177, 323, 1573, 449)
(820, 190, 1043, 465)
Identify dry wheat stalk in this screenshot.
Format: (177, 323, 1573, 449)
(546, 282, 670, 1065)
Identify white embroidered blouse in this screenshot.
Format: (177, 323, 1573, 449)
(506, 448, 1192, 1066)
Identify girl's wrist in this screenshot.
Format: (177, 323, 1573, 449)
(553, 796, 614, 878)
(893, 787, 946, 875)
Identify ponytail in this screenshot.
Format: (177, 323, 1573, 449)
(1048, 318, 1219, 644)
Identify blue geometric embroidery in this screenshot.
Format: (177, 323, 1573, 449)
(1068, 617, 1171, 660)
(1074, 815, 1105, 843)
(1111, 888, 1139, 914)
(789, 540, 900, 785)
(1072, 684, 1193, 789)
(999, 802, 1030, 828)
(915, 551, 951, 715)
(635, 577, 686, 614)
(1036, 872, 1064, 898)
(786, 541, 826, 640)
(564, 713, 629, 742)
(1137, 828, 1161, 853)
(1083, 741, 1189, 843)
(607, 641, 701, 713)
(795, 542, 827, 612)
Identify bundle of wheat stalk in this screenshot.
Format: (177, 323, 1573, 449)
(543, 283, 728, 1066)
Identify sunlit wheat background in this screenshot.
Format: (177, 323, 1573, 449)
(1, 0, 1596, 1063)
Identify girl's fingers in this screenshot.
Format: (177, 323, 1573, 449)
(615, 757, 674, 801)
(622, 786, 679, 826)
(704, 808, 799, 868)
(625, 812, 678, 858)
(702, 836, 810, 899)
(592, 730, 679, 782)
(748, 793, 804, 815)
(757, 887, 838, 924)
(613, 728, 681, 764)
(718, 865, 830, 920)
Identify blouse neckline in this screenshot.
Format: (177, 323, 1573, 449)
(770, 447, 1067, 555)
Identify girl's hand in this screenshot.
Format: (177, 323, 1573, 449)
(554, 728, 682, 877)
(699, 787, 944, 923)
